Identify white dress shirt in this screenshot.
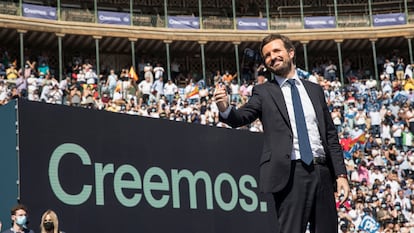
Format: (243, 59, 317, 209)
(275, 74, 325, 160)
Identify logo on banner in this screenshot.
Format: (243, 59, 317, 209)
(48, 143, 268, 212)
(373, 13, 406, 26)
(358, 215, 380, 233)
(98, 11, 130, 25)
(22, 3, 57, 20)
(236, 18, 267, 30)
(168, 16, 200, 29)
(304, 16, 336, 29)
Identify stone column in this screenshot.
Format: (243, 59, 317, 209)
(199, 41, 207, 85)
(93, 36, 102, 78)
(370, 38, 379, 86)
(56, 33, 65, 81)
(335, 39, 344, 85)
(164, 40, 172, 81)
(17, 29, 27, 71)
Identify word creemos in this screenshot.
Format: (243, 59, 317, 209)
(48, 143, 269, 212)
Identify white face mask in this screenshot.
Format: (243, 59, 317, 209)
(15, 215, 27, 226)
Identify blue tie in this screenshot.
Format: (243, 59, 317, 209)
(286, 79, 313, 165)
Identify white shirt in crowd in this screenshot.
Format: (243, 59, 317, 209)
(138, 80, 152, 95)
(230, 83, 239, 95)
(164, 82, 178, 95)
(369, 110, 381, 126)
(153, 66, 165, 80)
(365, 78, 377, 89)
(152, 79, 164, 95)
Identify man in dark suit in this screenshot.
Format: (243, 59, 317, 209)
(214, 34, 350, 233)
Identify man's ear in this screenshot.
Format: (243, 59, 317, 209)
(288, 48, 295, 59)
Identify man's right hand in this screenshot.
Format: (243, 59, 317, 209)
(214, 84, 229, 112)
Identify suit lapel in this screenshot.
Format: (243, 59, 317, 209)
(267, 80, 291, 128)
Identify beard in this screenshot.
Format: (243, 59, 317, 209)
(265, 57, 293, 77)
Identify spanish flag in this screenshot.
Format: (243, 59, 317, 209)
(187, 85, 199, 98)
(349, 133, 365, 148)
(115, 83, 122, 92)
(129, 66, 138, 81)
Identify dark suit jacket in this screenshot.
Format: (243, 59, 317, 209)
(220, 79, 347, 193)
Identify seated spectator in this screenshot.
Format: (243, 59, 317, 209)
(6, 64, 18, 81)
(69, 85, 81, 107)
(370, 166, 386, 184)
(382, 138, 397, 165)
(38, 62, 49, 76)
(377, 201, 393, 226)
(402, 125, 414, 152)
(48, 83, 63, 104)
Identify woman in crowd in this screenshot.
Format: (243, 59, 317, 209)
(40, 209, 65, 233)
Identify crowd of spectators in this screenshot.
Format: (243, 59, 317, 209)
(1, 50, 414, 232)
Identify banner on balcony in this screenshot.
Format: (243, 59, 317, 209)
(304, 16, 335, 29)
(98, 11, 130, 25)
(237, 18, 267, 30)
(168, 16, 200, 29)
(22, 3, 57, 20)
(373, 13, 406, 27)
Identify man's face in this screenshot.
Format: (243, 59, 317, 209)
(261, 39, 294, 77)
(257, 75, 265, 84)
(12, 209, 27, 223)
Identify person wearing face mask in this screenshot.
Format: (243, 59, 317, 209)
(1, 204, 34, 233)
(376, 201, 392, 227)
(39, 210, 64, 233)
(347, 223, 356, 232)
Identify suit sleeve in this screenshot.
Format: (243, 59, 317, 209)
(320, 88, 347, 177)
(219, 86, 262, 128)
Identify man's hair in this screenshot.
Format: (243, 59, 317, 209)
(11, 204, 28, 215)
(259, 34, 295, 58)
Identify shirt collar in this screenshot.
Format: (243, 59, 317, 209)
(274, 71, 300, 87)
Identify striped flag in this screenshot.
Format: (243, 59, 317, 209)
(187, 85, 199, 98)
(349, 133, 365, 148)
(129, 66, 138, 81)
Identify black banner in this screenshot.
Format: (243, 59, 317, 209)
(17, 100, 277, 233)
